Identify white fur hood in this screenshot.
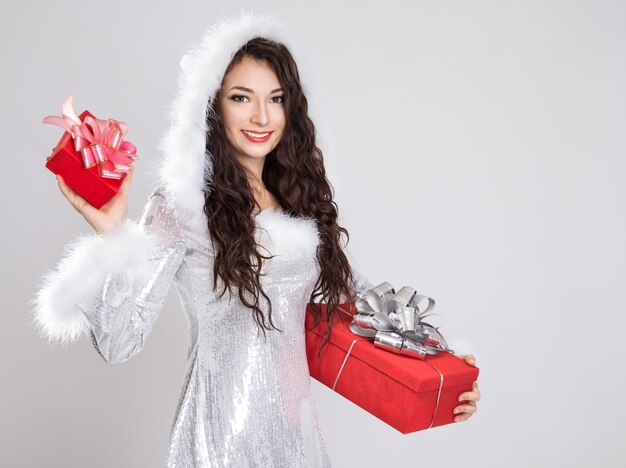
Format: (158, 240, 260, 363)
(156, 11, 297, 226)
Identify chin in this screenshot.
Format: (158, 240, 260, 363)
(247, 148, 272, 158)
(241, 142, 275, 157)
(236, 150, 269, 160)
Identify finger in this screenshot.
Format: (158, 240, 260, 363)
(458, 390, 480, 402)
(453, 402, 477, 416)
(463, 355, 476, 366)
(454, 413, 473, 423)
(458, 381, 479, 400)
(458, 381, 481, 400)
(57, 176, 99, 218)
(57, 176, 84, 210)
(474, 381, 481, 400)
(117, 167, 133, 197)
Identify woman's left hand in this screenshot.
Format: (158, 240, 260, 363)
(453, 354, 481, 423)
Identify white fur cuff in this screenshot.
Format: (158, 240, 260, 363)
(30, 220, 159, 346)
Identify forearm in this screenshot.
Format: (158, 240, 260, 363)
(31, 189, 186, 364)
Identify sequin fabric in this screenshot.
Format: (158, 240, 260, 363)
(75, 188, 370, 467)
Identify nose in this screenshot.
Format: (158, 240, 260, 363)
(251, 100, 269, 126)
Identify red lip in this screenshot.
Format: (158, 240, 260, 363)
(241, 130, 273, 143)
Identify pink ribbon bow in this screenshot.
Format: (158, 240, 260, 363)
(43, 95, 138, 179)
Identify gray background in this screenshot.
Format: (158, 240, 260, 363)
(2, 1, 625, 467)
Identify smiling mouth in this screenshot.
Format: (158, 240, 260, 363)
(241, 130, 273, 143)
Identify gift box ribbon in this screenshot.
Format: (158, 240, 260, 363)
(43, 95, 138, 179)
(349, 282, 454, 360)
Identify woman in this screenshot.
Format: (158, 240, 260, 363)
(32, 12, 480, 467)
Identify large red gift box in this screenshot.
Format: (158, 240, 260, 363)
(305, 303, 480, 434)
(45, 109, 123, 209)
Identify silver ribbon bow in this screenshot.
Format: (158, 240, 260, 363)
(349, 282, 454, 360)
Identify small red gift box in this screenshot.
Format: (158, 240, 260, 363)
(305, 303, 480, 434)
(45, 109, 124, 209)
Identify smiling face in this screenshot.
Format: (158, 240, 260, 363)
(219, 55, 286, 165)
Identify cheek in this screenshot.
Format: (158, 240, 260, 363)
(273, 109, 286, 132)
(221, 104, 244, 131)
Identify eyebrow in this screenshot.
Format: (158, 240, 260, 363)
(228, 86, 283, 94)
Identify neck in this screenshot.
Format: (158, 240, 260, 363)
(238, 154, 265, 181)
(237, 155, 270, 209)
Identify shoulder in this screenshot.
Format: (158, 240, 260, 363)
(145, 185, 208, 238)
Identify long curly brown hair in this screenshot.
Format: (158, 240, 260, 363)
(203, 37, 358, 349)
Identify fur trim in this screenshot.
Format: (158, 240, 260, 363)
(255, 209, 320, 261)
(157, 11, 295, 228)
(30, 220, 159, 345)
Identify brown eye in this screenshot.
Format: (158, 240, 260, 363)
(230, 95, 249, 102)
(271, 96, 285, 104)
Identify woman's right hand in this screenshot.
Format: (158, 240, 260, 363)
(55, 167, 134, 235)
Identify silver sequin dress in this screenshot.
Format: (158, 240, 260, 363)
(102, 189, 334, 467)
(34, 187, 370, 467)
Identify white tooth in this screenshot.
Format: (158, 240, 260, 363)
(244, 130, 269, 137)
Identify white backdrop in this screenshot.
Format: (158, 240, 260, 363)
(2, 1, 625, 467)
